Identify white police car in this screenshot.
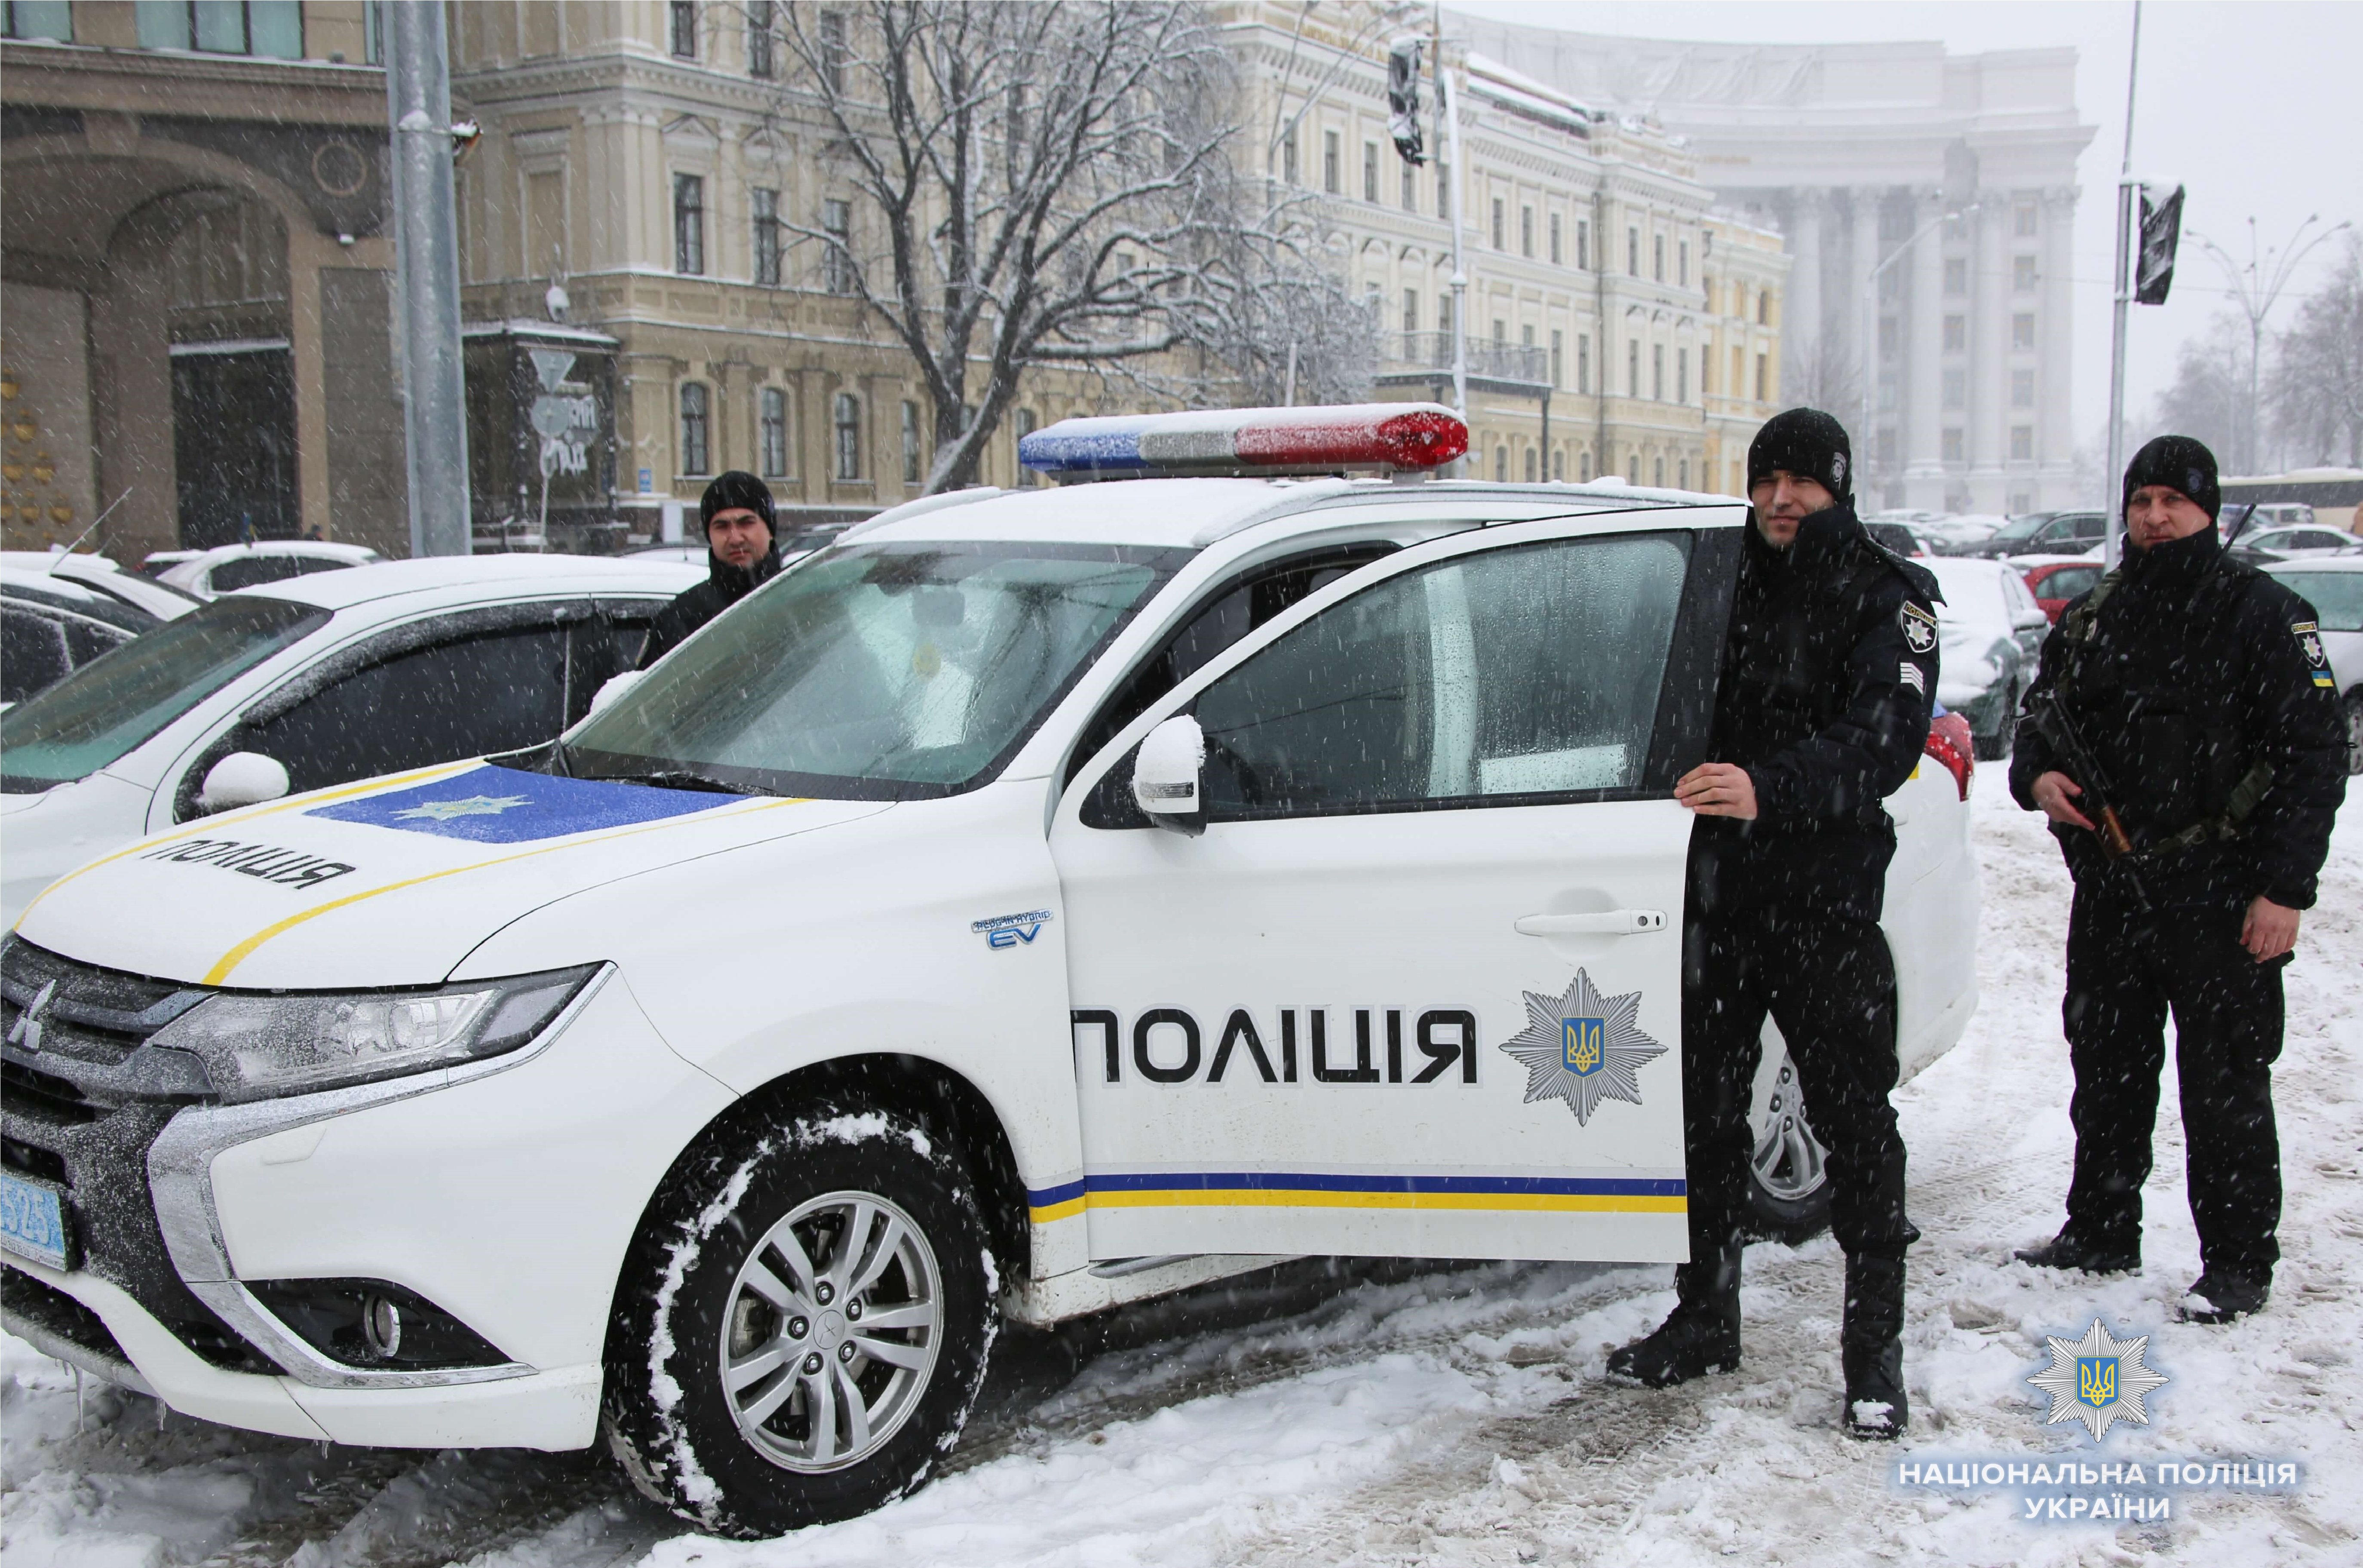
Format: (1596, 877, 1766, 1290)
(0, 408, 1978, 1536)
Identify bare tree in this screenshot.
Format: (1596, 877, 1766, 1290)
(1780, 340, 1858, 425)
(2271, 234, 2363, 468)
(757, 1, 1360, 492)
(2136, 311, 2251, 463)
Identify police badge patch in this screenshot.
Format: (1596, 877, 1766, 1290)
(1900, 601, 1939, 654)
(2294, 620, 2334, 689)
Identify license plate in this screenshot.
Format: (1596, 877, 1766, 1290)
(0, 1167, 72, 1271)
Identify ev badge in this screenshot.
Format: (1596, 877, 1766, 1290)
(973, 909, 1054, 950)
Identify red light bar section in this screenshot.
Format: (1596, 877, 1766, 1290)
(1231, 406, 1469, 470)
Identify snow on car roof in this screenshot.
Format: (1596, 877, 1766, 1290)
(850, 475, 1728, 551)
(239, 553, 705, 611)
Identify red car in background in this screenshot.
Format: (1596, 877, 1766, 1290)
(2019, 557, 2108, 623)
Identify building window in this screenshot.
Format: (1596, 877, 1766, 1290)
(1879, 317, 1899, 361)
(1653, 233, 1665, 282)
(1755, 352, 1768, 403)
(1700, 346, 1712, 396)
(822, 198, 853, 294)
(759, 387, 791, 478)
(1732, 346, 1744, 398)
(2015, 199, 2038, 238)
(1679, 459, 1688, 487)
(1525, 448, 1538, 482)
(1676, 348, 1687, 404)
(1436, 163, 1448, 219)
(1941, 367, 1965, 411)
(669, 0, 696, 59)
(2012, 367, 2036, 409)
(138, 0, 303, 56)
(1577, 334, 1589, 394)
(1492, 199, 1505, 250)
(1577, 219, 1590, 270)
(1402, 288, 1418, 335)
(1492, 318, 1506, 346)
(752, 187, 781, 285)
(1549, 212, 1562, 265)
(679, 383, 711, 476)
(817, 7, 846, 93)
(1323, 130, 1340, 194)
(1401, 161, 1415, 211)
(1439, 294, 1452, 334)
(1627, 227, 1639, 276)
(1757, 290, 1770, 326)
(1627, 338, 1639, 398)
(1943, 257, 1967, 295)
(1011, 407, 1039, 487)
(2013, 312, 2037, 351)
(1550, 329, 1563, 389)
(5, 2, 72, 42)
(2010, 425, 2033, 462)
(833, 392, 862, 480)
(1495, 446, 1508, 482)
(1678, 240, 1688, 287)
(673, 174, 705, 274)
(905, 401, 927, 484)
(1943, 314, 1966, 353)
(1521, 205, 1534, 257)
(1652, 343, 1664, 401)
(1579, 450, 1593, 481)
(1654, 456, 1665, 487)
(1941, 428, 1964, 464)
(1363, 141, 1378, 202)
(1552, 449, 1564, 481)
(2009, 490, 2033, 513)
(1282, 130, 1298, 185)
(747, 0, 774, 77)
(2013, 255, 2038, 292)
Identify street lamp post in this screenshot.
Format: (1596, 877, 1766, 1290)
(1858, 204, 1973, 500)
(2188, 216, 2354, 475)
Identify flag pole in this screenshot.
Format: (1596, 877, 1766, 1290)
(2102, 1, 2142, 572)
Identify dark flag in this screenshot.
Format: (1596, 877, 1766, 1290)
(2134, 183, 2185, 306)
(1388, 37, 1425, 165)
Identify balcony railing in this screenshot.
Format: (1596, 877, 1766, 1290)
(1382, 331, 1551, 386)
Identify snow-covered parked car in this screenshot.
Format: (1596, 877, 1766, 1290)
(0, 554, 700, 925)
(0, 568, 164, 706)
(0, 550, 202, 624)
(2264, 557, 2363, 772)
(1925, 556, 2050, 759)
(0, 408, 1978, 1535)
(156, 540, 381, 600)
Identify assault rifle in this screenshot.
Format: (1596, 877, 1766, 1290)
(2024, 690, 2151, 909)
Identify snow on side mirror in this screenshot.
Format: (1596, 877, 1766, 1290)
(198, 751, 290, 815)
(1132, 714, 1206, 836)
(589, 669, 645, 715)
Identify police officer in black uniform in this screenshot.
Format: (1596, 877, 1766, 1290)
(2010, 435, 2346, 1323)
(1607, 408, 1941, 1440)
(639, 471, 784, 668)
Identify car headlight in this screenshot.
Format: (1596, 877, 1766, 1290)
(150, 965, 599, 1105)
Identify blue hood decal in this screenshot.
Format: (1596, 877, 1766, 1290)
(305, 765, 740, 843)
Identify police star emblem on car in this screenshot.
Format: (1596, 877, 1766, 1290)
(1498, 970, 1667, 1125)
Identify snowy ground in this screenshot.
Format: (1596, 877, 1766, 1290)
(7, 769, 2359, 1568)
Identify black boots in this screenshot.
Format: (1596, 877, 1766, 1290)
(1605, 1243, 1742, 1388)
(1841, 1252, 1909, 1440)
(2179, 1272, 2269, 1324)
(2014, 1228, 2141, 1275)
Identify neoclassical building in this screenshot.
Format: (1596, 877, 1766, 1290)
(1450, 12, 2097, 514)
(1222, 0, 1787, 493)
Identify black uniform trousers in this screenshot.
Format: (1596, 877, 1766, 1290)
(2062, 880, 2284, 1282)
(1681, 910, 1918, 1260)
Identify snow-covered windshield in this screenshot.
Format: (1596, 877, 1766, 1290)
(0, 595, 328, 793)
(2274, 571, 2363, 632)
(566, 541, 1185, 799)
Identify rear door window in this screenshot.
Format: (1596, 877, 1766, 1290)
(1, 607, 70, 704)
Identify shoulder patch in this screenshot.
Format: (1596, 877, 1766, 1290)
(1900, 600, 1939, 654)
(2295, 621, 2334, 686)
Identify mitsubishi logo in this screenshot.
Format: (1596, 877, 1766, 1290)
(6, 980, 57, 1054)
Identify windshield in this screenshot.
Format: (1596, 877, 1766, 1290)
(1989, 515, 2048, 544)
(2274, 572, 2363, 633)
(0, 595, 328, 792)
(566, 540, 1185, 799)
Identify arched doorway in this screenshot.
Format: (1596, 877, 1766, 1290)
(163, 196, 299, 545)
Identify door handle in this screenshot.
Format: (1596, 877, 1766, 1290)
(1515, 910, 1669, 937)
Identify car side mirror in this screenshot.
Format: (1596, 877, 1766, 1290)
(197, 751, 290, 815)
(1132, 714, 1206, 835)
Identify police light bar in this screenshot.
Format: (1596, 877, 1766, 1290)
(1017, 404, 1468, 481)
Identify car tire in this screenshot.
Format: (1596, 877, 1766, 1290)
(1744, 1043, 1832, 1244)
(2345, 691, 2363, 778)
(602, 1093, 999, 1537)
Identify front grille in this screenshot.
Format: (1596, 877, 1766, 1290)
(1, 1261, 132, 1366)
(0, 940, 277, 1376)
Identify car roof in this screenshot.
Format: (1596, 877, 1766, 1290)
(0, 569, 158, 631)
(2266, 557, 2363, 573)
(237, 553, 705, 611)
(2014, 554, 2098, 570)
(179, 539, 381, 566)
(847, 476, 1734, 551)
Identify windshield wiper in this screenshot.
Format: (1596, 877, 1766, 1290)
(581, 767, 762, 796)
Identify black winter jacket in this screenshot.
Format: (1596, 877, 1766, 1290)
(1688, 501, 1943, 924)
(2008, 526, 2346, 910)
(638, 544, 783, 669)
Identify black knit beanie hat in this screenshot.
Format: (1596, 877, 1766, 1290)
(2121, 435, 2220, 521)
(1746, 407, 1853, 501)
(700, 470, 777, 536)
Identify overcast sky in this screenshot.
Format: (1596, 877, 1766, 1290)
(1450, 0, 2363, 462)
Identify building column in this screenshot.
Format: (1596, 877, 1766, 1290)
(1968, 190, 2008, 511)
(1788, 189, 1823, 368)
(2039, 184, 2078, 506)
(1849, 188, 1879, 464)
(1903, 189, 1946, 509)
(286, 225, 335, 538)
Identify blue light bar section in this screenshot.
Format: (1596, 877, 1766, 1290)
(1017, 415, 1159, 473)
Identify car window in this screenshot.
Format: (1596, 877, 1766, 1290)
(1, 607, 70, 704)
(209, 555, 323, 593)
(0, 595, 328, 791)
(238, 626, 571, 796)
(2043, 565, 2102, 600)
(1190, 533, 1690, 822)
(60, 618, 131, 668)
(2273, 572, 2363, 634)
